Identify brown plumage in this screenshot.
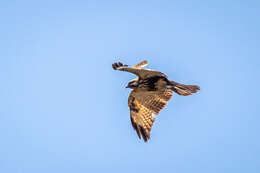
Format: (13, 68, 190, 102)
(112, 60, 200, 142)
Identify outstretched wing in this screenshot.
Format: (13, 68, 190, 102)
(129, 94, 154, 142)
(128, 89, 173, 142)
(112, 61, 167, 79)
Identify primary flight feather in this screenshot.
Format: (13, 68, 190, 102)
(112, 60, 200, 142)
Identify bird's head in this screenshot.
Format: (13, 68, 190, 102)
(126, 78, 139, 89)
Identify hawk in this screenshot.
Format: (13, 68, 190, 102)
(112, 60, 200, 142)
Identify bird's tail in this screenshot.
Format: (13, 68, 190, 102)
(169, 81, 200, 96)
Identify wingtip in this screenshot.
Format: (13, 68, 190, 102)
(112, 62, 128, 70)
(133, 60, 148, 68)
(143, 137, 149, 142)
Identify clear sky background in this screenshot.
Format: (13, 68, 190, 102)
(1, 0, 260, 172)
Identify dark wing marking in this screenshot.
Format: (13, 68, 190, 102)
(140, 76, 169, 91)
(112, 62, 167, 79)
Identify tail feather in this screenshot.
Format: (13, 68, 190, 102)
(169, 81, 200, 96)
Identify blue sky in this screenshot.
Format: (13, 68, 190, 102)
(1, 0, 260, 172)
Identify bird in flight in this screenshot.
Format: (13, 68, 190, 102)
(112, 60, 200, 142)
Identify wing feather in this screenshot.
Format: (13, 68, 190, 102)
(128, 93, 155, 142)
(133, 89, 173, 114)
(128, 89, 173, 142)
(133, 60, 148, 68)
(112, 62, 167, 79)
